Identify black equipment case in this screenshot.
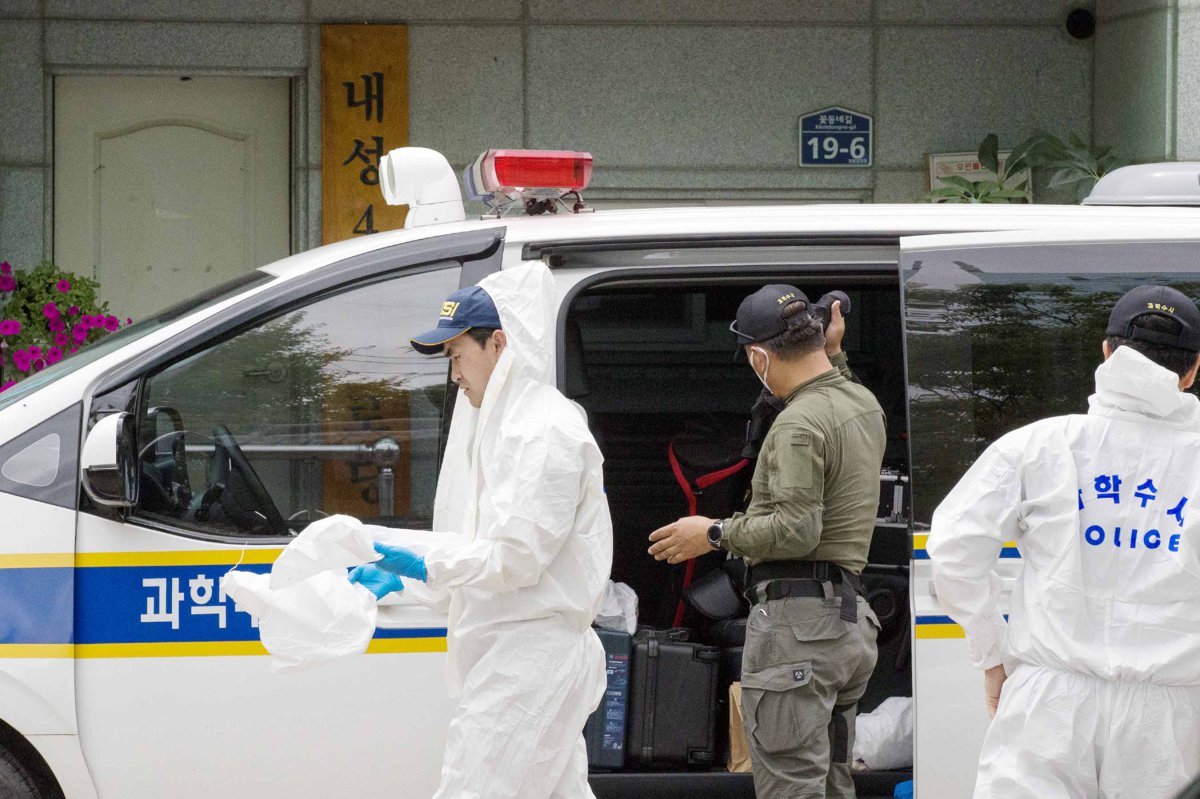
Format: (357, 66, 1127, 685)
(585, 628, 633, 769)
(626, 628, 721, 768)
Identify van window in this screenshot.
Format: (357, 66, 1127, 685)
(133, 266, 460, 538)
(0, 404, 81, 508)
(903, 245, 1200, 525)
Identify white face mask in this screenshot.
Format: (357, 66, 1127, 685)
(750, 346, 772, 393)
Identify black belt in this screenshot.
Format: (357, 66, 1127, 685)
(745, 560, 863, 623)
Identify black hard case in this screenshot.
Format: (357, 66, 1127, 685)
(626, 628, 721, 767)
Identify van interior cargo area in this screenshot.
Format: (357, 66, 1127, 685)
(563, 269, 912, 791)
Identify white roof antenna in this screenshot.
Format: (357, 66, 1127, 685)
(379, 147, 467, 228)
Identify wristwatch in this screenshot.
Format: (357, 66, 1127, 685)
(706, 519, 725, 551)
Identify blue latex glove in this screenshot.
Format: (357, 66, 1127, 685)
(893, 780, 913, 799)
(372, 542, 428, 582)
(348, 563, 404, 599)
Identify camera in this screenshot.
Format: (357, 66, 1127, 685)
(811, 290, 851, 330)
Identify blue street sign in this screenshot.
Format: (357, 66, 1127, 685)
(799, 107, 873, 167)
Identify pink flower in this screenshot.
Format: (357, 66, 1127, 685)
(0, 320, 20, 336)
(27, 346, 41, 360)
(48, 318, 66, 333)
(0, 261, 10, 274)
(104, 315, 120, 332)
(77, 317, 91, 330)
(126, 317, 133, 325)
(54, 332, 69, 346)
(31, 358, 44, 372)
(67, 305, 80, 316)
(0, 380, 14, 392)
(12, 350, 30, 372)
(43, 302, 59, 320)
(72, 327, 88, 344)
(0, 275, 14, 292)
(55, 279, 71, 293)
(45, 347, 63, 365)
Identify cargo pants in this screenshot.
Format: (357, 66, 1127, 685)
(740, 592, 880, 799)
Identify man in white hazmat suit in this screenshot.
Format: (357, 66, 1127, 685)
(349, 262, 612, 798)
(928, 285, 1200, 798)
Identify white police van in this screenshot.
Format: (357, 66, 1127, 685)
(3, 149, 1200, 798)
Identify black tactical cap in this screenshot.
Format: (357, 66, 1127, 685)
(730, 284, 809, 345)
(1107, 285, 1200, 350)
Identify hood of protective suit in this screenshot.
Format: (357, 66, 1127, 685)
(1089, 345, 1200, 429)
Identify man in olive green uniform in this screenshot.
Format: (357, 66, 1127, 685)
(649, 285, 886, 799)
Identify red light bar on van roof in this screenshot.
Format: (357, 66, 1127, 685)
(464, 149, 593, 205)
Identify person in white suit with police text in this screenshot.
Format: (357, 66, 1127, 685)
(929, 285, 1200, 799)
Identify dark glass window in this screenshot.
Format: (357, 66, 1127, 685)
(135, 266, 460, 538)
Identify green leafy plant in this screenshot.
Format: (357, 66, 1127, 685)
(0, 260, 132, 391)
(1035, 132, 1128, 197)
(926, 133, 1038, 203)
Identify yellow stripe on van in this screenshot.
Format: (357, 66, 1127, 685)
(0, 644, 75, 658)
(75, 550, 283, 568)
(915, 624, 966, 639)
(0, 640, 448, 659)
(0, 553, 74, 568)
(68, 637, 447, 658)
(912, 535, 1018, 553)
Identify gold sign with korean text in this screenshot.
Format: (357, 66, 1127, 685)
(321, 24, 409, 244)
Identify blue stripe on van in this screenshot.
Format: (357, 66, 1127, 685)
(0, 567, 73, 644)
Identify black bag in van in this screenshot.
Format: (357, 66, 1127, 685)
(667, 417, 753, 627)
(626, 628, 721, 768)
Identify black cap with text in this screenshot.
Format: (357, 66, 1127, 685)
(730, 284, 810, 345)
(1106, 285, 1200, 351)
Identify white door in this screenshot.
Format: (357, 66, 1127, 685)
(900, 227, 1200, 798)
(54, 75, 290, 321)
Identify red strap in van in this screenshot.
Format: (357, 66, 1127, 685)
(667, 444, 749, 627)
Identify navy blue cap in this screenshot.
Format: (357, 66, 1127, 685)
(730, 284, 809, 345)
(410, 285, 502, 355)
(1106, 285, 1200, 351)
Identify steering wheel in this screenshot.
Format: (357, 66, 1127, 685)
(207, 425, 286, 535)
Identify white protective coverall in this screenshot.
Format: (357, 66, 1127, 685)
(417, 262, 612, 799)
(929, 346, 1200, 799)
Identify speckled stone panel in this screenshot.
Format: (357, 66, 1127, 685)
(305, 22, 321, 168)
(1096, 0, 1170, 21)
(45, 0, 307, 22)
(1094, 11, 1169, 161)
(527, 1, 871, 23)
(409, 25, 523, 166)
(310, 0, 521, 22)
(878, 0, 1079, 23)
(876, 25, 1090, 169)
(0, 63, 45, 165)
(0, 1, 38, 18)
(1176, 8, 1200, 159)
(0, 167, 45, 268)
(45, 20, 307, 68)
(527, 25, 873, 173)
(873, 169, 928, 203)
(0, 19, 40, 63)
(0, 20, 43, 166)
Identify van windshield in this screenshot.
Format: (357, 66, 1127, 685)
(0, 270, 274, 413)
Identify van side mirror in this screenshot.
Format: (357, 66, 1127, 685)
(81, 412, 139, 507)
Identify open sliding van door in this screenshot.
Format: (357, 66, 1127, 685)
(899, 227, 1200, 798)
